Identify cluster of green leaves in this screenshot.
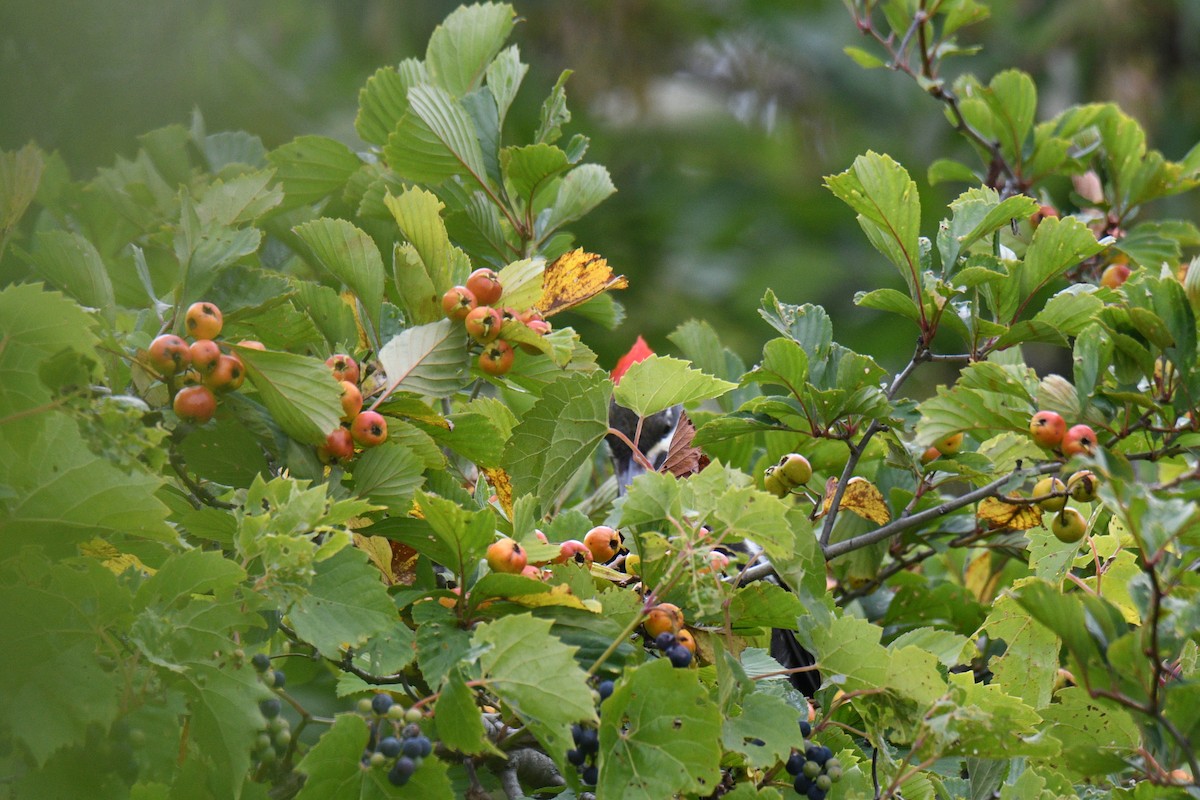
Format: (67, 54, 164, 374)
(2, 2, 1200, 800)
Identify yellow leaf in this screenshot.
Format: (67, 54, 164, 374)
(535, 249, 627, 317)
(79, 537, 154, 576)
(510, 582, 594, 611)
(482, 466, 513, 517)
(977, 495, 1042, 530)
(822, 476, 891, 525)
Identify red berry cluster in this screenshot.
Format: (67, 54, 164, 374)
(317, 353, 389, 465)
(146, 301, 253, 425)
(441, 268, 552, 377)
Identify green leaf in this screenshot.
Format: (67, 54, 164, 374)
(288, 546, 396, 657)
(1037, 687, 1140, 779)
(267, 135, 362, 210)
(377, 319, 471, 399)
(0, 557, 124, 765)
(722, 691, 806, 769)
(486, 45, 527, 125)
(413, 599, 474, 689)
(196, 169, 283, 226)
(435, 668, 500, 756)
(916, 385, 1031, 445)
(825, 152, 922, 298)
(502, 143, 570, 208)
(977, 592, 1059, 709)
(981, 70, 1038, 163)
(927, 158, 979, 186)
(351, 442, 425, 510)
(292, 281, 359, 349)
(425, 2, 516, 98)
(0, 143, 44, 238)
(540, 163, 616, 236)
(296, 713, 454, 799)
(475, 614, 596, 765)
(408, 491, 495, 577)
(25, 230, 115, 318)
(502, 370, 610, 511)
(354, 59, 427, 147)
(535, 69, 573, 145)
(614, 355, 737, 418)
(597, 658, 722, 800)
(713, 484, 795, 561)
(235, 346, 343, 446)
(843, 46, 885, 69)
(178, 415, 272, 487)
(384, 187, 462, 296)
(177, 662, 271, 800)
(855, 288, 922, 324)
(293, 217, 385, 333)
(1001, 216, 1103, 321)
(385, 84, 488, 189)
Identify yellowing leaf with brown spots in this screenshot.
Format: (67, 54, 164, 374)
(822, 477, 890, 525)
(535, 249, 627, 317)
(482, 466, 513, 517)
(355, 534, 419, 586)
(510, 582, 595, 611)
(978, 495, 1042, 530)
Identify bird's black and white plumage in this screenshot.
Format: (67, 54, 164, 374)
(606, 337, 821, 697)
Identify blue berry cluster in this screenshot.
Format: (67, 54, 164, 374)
(785, 741, 841, 799)
(567, 724, 600, 786)
(356, 693, 434, 787)
(250, 655, 291, 765)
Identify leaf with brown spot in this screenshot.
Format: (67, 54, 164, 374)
(821, 476, 891, 525)
(354, 534, 418, 586)
(978, 495, 1043, 530)
(482, 466, 513, 517)
(660, 411, 709, 479)
(534, 249, 627, 317)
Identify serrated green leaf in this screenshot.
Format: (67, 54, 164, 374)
(293, 217, 385, 332)
(288, 546, 396, 657)
(268, 135, 361, 210)
(825, 152, 921, 298)
(351, 443, 424, 510)
(927, 158, 979, 186)
(25, 230, 115, 318)
(1037, 687, 1140, 779)
(486, 44, 527, 125)
(977, 592, 1059, 709)
(614, 355, 736, 418)
(536, 69, 572, 145)
(1001, 216, 1104, 322)
(196, 169, 282, 226)
(502, 143, 570, 208)
(722, 691, 806, 769)
(843, 46, 885, 69)
(425, 2, 516, 98)
(541, 163, 615, 236)
(502, 370, 610, 510)
(1, 142, 44, 237)
(385, 84, 488, 189)
(377, 319, 471, 399)
(916, 384, 1031, 445)
(384, 186, 461, 297)
(855, 287, 922, 324)
(355, 60, 427, 147)
(597, 658, 722, 800)
(435, 668, 500, 756)
(235, 346, 342, 445)
(413, 599, 474, 689)
(410, 490, 495, 577)
(177, 662, 271, 800)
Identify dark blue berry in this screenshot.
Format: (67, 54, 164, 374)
(813, 745, 833, 765)
(578, 728, 599, 754)
(371, 693, 394, 715)
(667, 645, 692, 668)
(567, 748, 585, 766)
(416, 736, 432, 758)
(402, 737, 423, 758)
(793, 774, 812, 794)
(258, 698, 281, 719)
(805, 744, 819, 762)
(806, 786, 827, 800)
(387, 756, 416, 786)
(378, 737, 402, 758)
(581, 764, 598, 785)
(597, 680, 614, 701)
(401, 723, 421, 739)
(571, 724, 585, 746)
(799, 719, 812, 737)
(655, 631, 677, 651)
(272, 670, 286, 689)
(251, 653, 270, 672)
(786, 752, 805, 775)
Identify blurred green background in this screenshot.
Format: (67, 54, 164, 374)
(3, 0, 1199, 382)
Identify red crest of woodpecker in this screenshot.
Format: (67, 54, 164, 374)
(607, 337, 682, 493)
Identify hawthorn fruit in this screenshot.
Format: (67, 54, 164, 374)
(318, 427, 355, 465)
(205, 353, 245, 392)
(486, 537, 527, 574)
(478, 339, 515, 376)
(934, 432, 964, 456)
(583, 525, 622, 562)
(1051, 507, 1088, 543)
(350, 410, 388, 447)
(464, 306, 503, 343)
(466, 268, 503, 305)
(189, 339, 222, 374)
(325, 354, 360, 385)
(778, 453, 813, 485)
(644, 602, 684, 638)
(554, 539, 593, 567)
(1032, 476, 1067, 512)
(185, 301, 223, 339)
(1067, 469, 1099, 502)
(441, 286, 478, 321)
(1062, 424, 1097, 457)
(147, 334, 191, 376)
(173, 385, 216, 424)
(338, 380, 363, 421)
(1029, 410, 1067, 449)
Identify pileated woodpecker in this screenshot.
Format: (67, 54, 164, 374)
(606, 337, 820, 696)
